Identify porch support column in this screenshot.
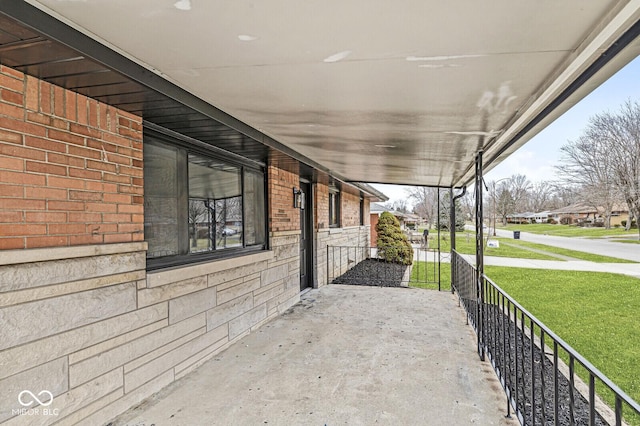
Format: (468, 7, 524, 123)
(474, 151, 485, 361)
(449, 187, 456, 294)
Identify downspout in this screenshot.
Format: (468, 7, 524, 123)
(450, 185, 467, 294)
(475, 151, 485, 361)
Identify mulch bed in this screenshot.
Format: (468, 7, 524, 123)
(331, 258, 407, 287)
(483, 303, 609, 425)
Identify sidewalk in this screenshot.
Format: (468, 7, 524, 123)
(112, 285, 517, 426)
(457, 253, 640, 278)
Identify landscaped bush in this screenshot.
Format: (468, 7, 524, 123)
(376, 211, 413, 265)
(621, 220, 638, 229)
(547, 218, 557, 224)
(560, 216, 573, 225)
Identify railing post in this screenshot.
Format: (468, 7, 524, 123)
(475, 150, 485, 360)
(450, 187, 455, 294)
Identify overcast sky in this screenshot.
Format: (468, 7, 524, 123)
(373, 55, 640, 204)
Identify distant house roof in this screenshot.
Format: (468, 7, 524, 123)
(548, 202, 628, 216)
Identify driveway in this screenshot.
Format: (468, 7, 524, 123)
(112, 285, 517, 426)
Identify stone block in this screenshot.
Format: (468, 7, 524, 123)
(3, 369, 122, 426)
(0, 303, 167, 381)
(260, 264, 288, 287)
(52, 388, 123, 426)
(0, 283, 137, 351)
(79, 370, 174, 426)
(0, 358, 68, 423)
(228, 304, 267, 340)
(0, 270, 145, 308)
(68, 319, 167, 365)
(273, 241, 298, 260)
(216, 276, 261, 305)
(173, 338, 230, 380)
(0, 252, 145, 292)
(206, 293, 253, 331)
(168, 286, 217, 324)
(207, 261, 268, 287)
(253, 282, 284, 307)
(124, 324, 227, 392)
(69, 313, 205, 387)
(138, 275, 207, 308)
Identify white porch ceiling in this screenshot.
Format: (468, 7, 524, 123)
(27, 0, 640, 187)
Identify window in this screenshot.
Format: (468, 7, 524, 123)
(360, 196, 364, 226)
(144, 132, 266, 268)
(329, 188, 340, 227)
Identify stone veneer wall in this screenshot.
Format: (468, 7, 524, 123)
(0, 233, 299, 425)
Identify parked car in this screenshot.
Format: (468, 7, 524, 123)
(221, 227, 237, 236)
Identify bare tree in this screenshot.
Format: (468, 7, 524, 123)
(557, 131, 619, 228)
(526, 181, 554, 212)
(588, 101, 640, 236)
(407, 186, 439, 227)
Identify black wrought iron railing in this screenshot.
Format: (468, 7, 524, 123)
(452, 250, 640, 425)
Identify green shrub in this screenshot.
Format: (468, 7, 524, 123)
(621, 219, 638, 229)
(376, 212, 413, 265)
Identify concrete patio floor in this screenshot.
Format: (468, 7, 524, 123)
(112, 285, 518, 425)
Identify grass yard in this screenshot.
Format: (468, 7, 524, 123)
(485, 266, 640, 424)
(411, 264, 640, 422)
(501, 223, 639, 238)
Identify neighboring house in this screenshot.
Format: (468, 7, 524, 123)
(507, 211, 551, 224)
(369, 203, 419, 245)
(548, 203, 630, 226)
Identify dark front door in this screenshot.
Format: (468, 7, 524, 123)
(299, 181, 313, 290)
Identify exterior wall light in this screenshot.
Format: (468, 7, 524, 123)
(293, 187, 305, 209)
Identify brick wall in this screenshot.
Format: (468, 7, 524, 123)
(341, 187, 361, 227)
(267, 159, 300, 233)
(315, 177, 329, 230)
(0, 65, 143, 250)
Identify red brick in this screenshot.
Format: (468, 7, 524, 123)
(100, 105, 111, 132)
(118, 223, 143, 233)
(77, 94, 88, 125)
(86, 159, 116, 173)
(85, 202, 117, 213)
(104, 233, 132, 243)
(0, 116, 47, 138)
(102, 183, 118, 193)
(69, 167, 102, 180)
(26, 235, 68, 249)
(1, 65, 24, 79)
(0, 170, 46, 185)
(47, 176, 85, 190)
(0, 102, 24, 119)
(91, 223, 117, 233)
(51, 117, 68, 130)
(102, 132, 134, 147)
(47, 200, 85, 211)
(26, 187, 68, 200)
(87, 139, 117, 153)
(70, 122, 101, 138)
(103, 213, 131, 223)
(132, 177, 143, 187)
(132, 233, 144, 241)
(47, 152, 85, 168)
(107, 153, 131, 166)
(48, 128, 85, 145)
(70, 234, 103, 246)
(26, 212, 67, 223)
(103, 173, 130, 184)
(0, 74, 24, 93)
(0, 128, 23, 145)
(25, 76, 38, 111)
(118, 185, 143, 195)
(0, 143, 46, 161)
(0, 184, 23, 197)
(69, 190, 102, 201)
(131, 159, 143, 168)
(69, 212, 102, 223)
(53, 85, 65, 117)
(0, 156, 24, 171)
(0, 211, 24, 222)
(1, 198, 45, 210)
(49, 223, 86, 235)
(0, 223, 46, 236)
(103, 193, 130, 204)
(39, 81, 52, 114)
(24, 136, 66, 153)
(132, 195, 143, 204)
(88, 100, 98, 128)
(1, 90, 24, 105)
(65, 91, 76, 121)
(118, 204, 143, 214)
(118, 165, 143, 177)
(0, 237, 24, 249)
(68, 145, 101, 160)
(26, 112, 53, 126)
(117, 127, 142, 139)
(26, 161, 67, 176)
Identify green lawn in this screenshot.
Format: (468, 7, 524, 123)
(485, 267, 640, 424)
(501, 223, 639, 238)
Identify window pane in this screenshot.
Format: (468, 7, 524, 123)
(244, 170, 265, 245)
(188, 154, 242, 250)
(144, 142, 180, 258)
